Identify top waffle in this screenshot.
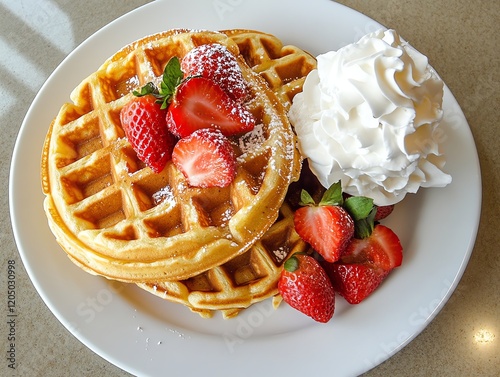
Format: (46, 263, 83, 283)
(41, 29, 301, 282)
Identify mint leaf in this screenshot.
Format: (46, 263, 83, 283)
(132, 56, 184, 109)
(319, 181, 343, 206)
(344, 196, 374, 221)
(158, 57, 184, 109)
(132, 82, 158, 97)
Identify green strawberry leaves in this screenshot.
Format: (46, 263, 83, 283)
(284, 255, 300, 272)
(344, 195, 376, 238)
(344, 196, 373, 221)
(319, 181, 343, 206)
(299, 180, 378, 240)
(133, 57, 184, 109)
(284, 252, 310, 272)
(343, 193, 377, 239)
(350, 205, 377, 239)
(299, 180, 343, 207)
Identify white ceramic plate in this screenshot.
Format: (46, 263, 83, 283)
(10, 0, 481, 376)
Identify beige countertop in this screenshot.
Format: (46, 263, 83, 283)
(1, 0, 498, 376)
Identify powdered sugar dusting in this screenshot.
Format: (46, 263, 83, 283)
(152, 185, 175, 206)
(238, 123, 265, 157)
(273, 246, 289, 263)
(181, 43, 248, 102)
(221, 208, 233, 224)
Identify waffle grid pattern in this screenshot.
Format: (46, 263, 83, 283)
(225, 30, 317, 110)
(138, 202, 309, 318)
(42, 30, 300, 282)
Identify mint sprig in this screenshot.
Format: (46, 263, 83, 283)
(132, 82, 159, 97)
(132, 56, 184, 109)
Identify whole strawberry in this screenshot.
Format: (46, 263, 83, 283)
(181, 43, 248, 102)
(278, 254, 335, 323)
(120, 95, 176, 173)
(325, 263, 389, 305)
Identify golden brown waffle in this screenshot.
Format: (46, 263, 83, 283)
(138, 165, 323, 319)
(137, 30, 318, 318)
(41, 29, 301, 283)
(138, 201, 308, 318)
(224, 29, 317, 110)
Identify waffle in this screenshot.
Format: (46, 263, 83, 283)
(138, 30, 318, 317)
(41, 29, 301, 282)
(224, 29, 317, 110)
(138, 201, 308, 318)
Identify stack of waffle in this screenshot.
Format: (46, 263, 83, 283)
(41, 29, 317, 318)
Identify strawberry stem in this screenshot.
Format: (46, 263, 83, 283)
(299, 189, 316, 206)
(319, 181, 343, 206)
(353, 206, 377, 239)
(284, 255, 299, 272)
(344, 196, 374, 221)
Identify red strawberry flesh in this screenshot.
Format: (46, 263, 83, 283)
(326, 263, 389, 304)
(374, 204, 395, 221)
(294, 205, 354, 263)
(166, 77, 255, 138)
(172, 128, 236, 188)
(340, 225, 402, 271)
(324, 224, 403, 304)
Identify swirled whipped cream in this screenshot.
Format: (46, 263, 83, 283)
(289, 29, 452, 205)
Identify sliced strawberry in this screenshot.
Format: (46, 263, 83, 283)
(120, 95, 176, 173)
(172, 128, 236, 188)
(167, 76, 254, 137)
(340, 225, 403, 271)
(181, 43, 248, 102)
(325, 263, 389, 304)
(278, 254, 335, 323)
(294, 206, 354, 263)
(324, 224, 403, 304)
(293, 183, 354, 263)
(166, 77, 255, 138)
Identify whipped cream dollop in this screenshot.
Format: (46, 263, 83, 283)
(289, 29, 452, 206)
